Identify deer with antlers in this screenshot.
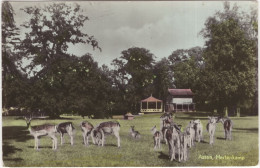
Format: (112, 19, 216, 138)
(24, 116, 58, 150)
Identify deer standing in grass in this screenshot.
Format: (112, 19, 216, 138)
(57, 122, 75, 145)
(217, 117, 233, 140)
(185, 121, 196, 147)
(160, 113, 173, 144)
(151, 125, 161, 149)
(165, 124, 181, 162)
(206, 116, 217, 145)
(24, 116, 58, 150)
(80, 121, 94, 146)
(193, 119, 203, 142)
(130, 126, 141, 139)
(91, 121, 121, 147)
(179, 132, 189, 162)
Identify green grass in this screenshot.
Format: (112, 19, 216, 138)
(2, 112, 259, 167)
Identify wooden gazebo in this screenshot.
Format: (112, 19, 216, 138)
(140, 95, 163, 113)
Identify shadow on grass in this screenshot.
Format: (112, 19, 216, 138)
(158, 152, 169, 160)
(217, 137, 226, 140)
(2, 142, 22, 157)
(233, 128, 258, 133)
(102, 144, 118, 147)
(3, 126, 31, 142)
(28, 145, 52, 149)
(2, 126, 28, 162)
(198, 140, 208, 144)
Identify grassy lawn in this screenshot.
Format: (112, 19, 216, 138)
(2, 112, 259, 167)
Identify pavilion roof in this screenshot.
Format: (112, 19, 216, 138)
(141, 95, 162, 102)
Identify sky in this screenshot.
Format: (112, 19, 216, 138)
(9, 1, 257, 68)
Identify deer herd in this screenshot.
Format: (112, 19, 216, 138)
(23, 113, 233, 163)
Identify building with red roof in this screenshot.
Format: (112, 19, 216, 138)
(166, 89, 195, 112)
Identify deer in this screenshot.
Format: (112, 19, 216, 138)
(151, 125, 161, 149)
(24, 116, 58, 150)
(80, 121, 94, 146)
(179, 132, 190, 162)
(217, 117, 233, 140)
(160, 112, 173, 144)
(193, 119, 203, 142)
(91, 121, 121, 147)
(57, 122, 75, 145)
(206, 116, 217, 145)
(165, 124, 181, 162)
(185, 120, 196, 148)
(129, 126, 141, 139)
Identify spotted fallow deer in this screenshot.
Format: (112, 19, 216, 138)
(130, 126, 141, 139)
(91, 121, 121, 147)
(151, 125, 161, 149)
(217, 117, 233, 140)
(80, 121, 94, 146)
(57, 122, 75, 145)
(165, 124, 181, 162)
(24, 116, 58, 150)
(206, 116, 217, 145)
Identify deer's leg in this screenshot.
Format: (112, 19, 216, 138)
(68, 131, 73, 146)
(171, 145, 175, 161)
(178, 142, 181, 162)
(114, 131, 120, 148)
(60, 133, 64, 145)
(50, 134, 57, 150)
(35, 137, 38, 150)
(158, 138, 161, 149)
(52, 138, 54, 149)
(198, 131, 201, 142)
(86, 132, 90, 146)
(82, 132, 86, 146)
(90, 130, 96, 144)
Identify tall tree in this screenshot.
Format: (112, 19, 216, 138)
(112, 47, 155, 113)
(2, 2, 25, 109)
(153, 58, 175, 110)
(19, 3, 101, 72)
(200, 2, 257, 114)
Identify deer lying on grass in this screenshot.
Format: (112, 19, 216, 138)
(129, 126, 141, 139)
(193, 119, 203, 142)
(57, 122, 75, 145)
(165, 124, 181, 162)
(91, 121, 121, 147)
(151, 125, 161, 149)
(217, 117, 233, 140)
(24, 116, 57, 150)
(80, 121, 94, 146)
(185, 121, 196, 148)
(206, 116, 217, 145)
